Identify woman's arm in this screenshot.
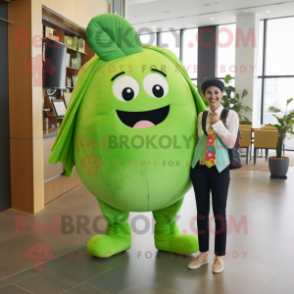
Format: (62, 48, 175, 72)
(212, 110, 239, 149)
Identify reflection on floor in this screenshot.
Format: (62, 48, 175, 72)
(0, 167, 294, 294)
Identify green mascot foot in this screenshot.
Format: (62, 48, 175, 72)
(87, 223, 131, 258)
(153, 198, 199, 256)
(154, 222, 199, 255)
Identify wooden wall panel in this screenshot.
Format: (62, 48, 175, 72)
(44, 169, 82, 204)
(8, 0, 44, 139)
(10, 138, 44, 213)
(44, 152, 64, 180)
(8, 0, 108, 213)
(32, 0, 43, 139)
(32, 0, 45, 212)
(41, 0, 110, 28)
(10, 138, 34, 212)
(8, 0, 44, 213)
(33, 138, 45, 212)
(8, 0, 33, 139)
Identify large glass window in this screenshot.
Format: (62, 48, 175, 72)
(259, 17, 294, 150)
(265, 17, 294, 76)
(159, 30, 180, 59)
(263, 77, 294, 149)
(258, 21, 264, 77)
(139, 33, 157, 46)
(140, 18, 294, 150)
(182, 28, 198, 79)
(263, 78, 294, 121)
(216, 24, 236, 78)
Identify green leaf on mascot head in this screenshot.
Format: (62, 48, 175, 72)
(48, 14, 206, 177)
(86, 13, 143, 61)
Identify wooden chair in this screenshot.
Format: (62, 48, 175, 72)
(253, 129, 279, 165)
(239, 125, 253, 161)
(260, 126, 278, 130)
(239, 124, 252, 130)
(239, 129, 251, 164)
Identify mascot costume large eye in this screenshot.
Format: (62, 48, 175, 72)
(48, 14, 206, 258)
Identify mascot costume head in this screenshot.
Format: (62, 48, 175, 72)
(48, 14, 206, 258)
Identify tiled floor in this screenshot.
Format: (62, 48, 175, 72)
(0, 165, 294, 293)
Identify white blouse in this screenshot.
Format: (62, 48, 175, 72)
(197, 105, 239, 149)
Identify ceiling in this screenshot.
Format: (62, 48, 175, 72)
(126, 0, 294, 31)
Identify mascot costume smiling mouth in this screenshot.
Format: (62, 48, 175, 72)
(48, 13, 206, 258)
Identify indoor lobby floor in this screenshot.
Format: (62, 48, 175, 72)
(0, 166, 294, 294)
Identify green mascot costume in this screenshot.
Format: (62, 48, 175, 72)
(48, 13, 206, 258)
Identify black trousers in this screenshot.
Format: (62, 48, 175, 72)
(190, 163, 230, 256)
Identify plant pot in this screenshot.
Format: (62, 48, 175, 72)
(268, 156, 289, 179)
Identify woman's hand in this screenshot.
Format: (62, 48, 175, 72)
(210, 113, 220, 124)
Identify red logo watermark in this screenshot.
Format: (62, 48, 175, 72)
(23, 241, 55, 272)
(15, 214, 248, 236)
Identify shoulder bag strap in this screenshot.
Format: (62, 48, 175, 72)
(202, 111, 208, 136)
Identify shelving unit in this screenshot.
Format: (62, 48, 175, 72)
(67, 67, 80, 70)
(42, 5, 95, 125)
(41, 6, 95, 205)
(67, 47, 87, 55)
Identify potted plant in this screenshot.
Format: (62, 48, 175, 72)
(267, 98, 294, 179)
(195, 74, 252, 124)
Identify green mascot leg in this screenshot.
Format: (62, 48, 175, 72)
(152, 197, 199, 255)
(87, 200, 131, 258)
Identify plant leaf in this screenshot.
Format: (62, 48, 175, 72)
(224, 74, 232, 84)
(272, 115, 284, 125)
(223, 101, 230, 108)
(86, 14, 143, 61)
(242, 89, 248, 98)
(270, 106, 281, 113)
(229, 98, 238, 104)
(287, 98, 293, 106)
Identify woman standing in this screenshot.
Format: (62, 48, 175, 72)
(188, 79, 239, 273)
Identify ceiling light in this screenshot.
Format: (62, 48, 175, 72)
(211, 17, 214, 20)
(266, 10, 270, 13)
